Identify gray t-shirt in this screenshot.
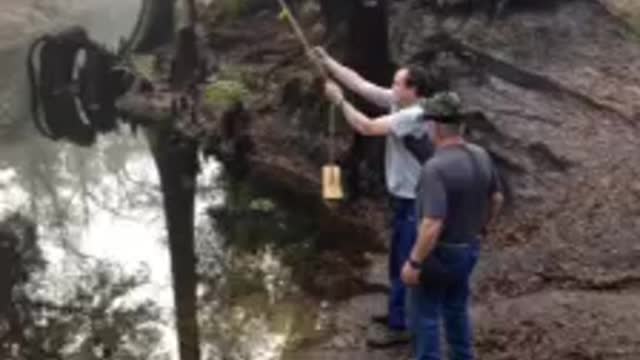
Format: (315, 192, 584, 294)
(416, 143, 501, 244)
(385, 103, 429, 199)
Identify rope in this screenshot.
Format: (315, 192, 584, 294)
(329, 104, 336, 164)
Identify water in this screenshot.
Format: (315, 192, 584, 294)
(0, 1, 369, 359)
(0, 132, 180, 358)
(0, 0, 142, 48)
(0, 129, 330, 359)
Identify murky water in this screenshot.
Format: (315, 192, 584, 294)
(0, 2, 341, 359)
(0, 129, 330, 359)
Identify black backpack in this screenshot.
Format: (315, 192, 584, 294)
(403, 133, 434, 164)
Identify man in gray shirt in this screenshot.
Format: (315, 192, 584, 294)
(401, 113, 504, 360)
(315, 47, 435, 346)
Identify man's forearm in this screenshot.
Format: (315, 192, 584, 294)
(410, 219, 442, 263)
(324, 56, 392, 108)
(325, 57, 365, 93)
(340, 100, 372, 135)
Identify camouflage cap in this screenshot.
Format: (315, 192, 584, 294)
(420, 91, 462, 123)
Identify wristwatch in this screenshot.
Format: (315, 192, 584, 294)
(408, 258, 422, 270)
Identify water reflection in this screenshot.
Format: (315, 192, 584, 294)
(0, 132, 178, 358)
(197, 176, 334, 359)
(0, 130, 339, 359)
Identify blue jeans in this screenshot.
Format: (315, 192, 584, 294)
(408, 241, 480, 360)
(388, 197, 417, 330)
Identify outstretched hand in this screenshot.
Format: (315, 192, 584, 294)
(308, 46, 331, 69)
(310, 46, 330, 65)
(324, 81, 344, 105)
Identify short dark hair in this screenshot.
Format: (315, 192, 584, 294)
(404, 65, 450, 97)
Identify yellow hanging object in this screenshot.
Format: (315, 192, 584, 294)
(322, 165, 343, 200)
(322, 105, 343, 201)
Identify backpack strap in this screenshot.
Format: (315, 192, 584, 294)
(403, 134, 434, 164)
(460, 144, 478, 173)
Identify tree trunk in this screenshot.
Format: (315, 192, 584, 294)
(148, 20, 206, 360)
(320, 0, 394, 198)
(148, 129, 201, 360)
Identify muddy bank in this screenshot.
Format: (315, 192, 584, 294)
(198, 0, 640, 358)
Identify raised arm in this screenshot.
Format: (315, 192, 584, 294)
(315, 47, 393, 109)
(325, 81, 422, 137)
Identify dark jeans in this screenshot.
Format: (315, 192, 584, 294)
(388, 197, 417, 330)
(408, 241, 480, 360)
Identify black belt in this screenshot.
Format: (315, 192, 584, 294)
(437, 237, 481, 248)
(437, 242, 474, 249)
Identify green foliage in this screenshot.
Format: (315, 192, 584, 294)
(204, 80, 251, 109)
(130, 55, 158, 81)
(278, 8, 292, 22)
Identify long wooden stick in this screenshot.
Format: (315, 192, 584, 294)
(276, 0, 327, 77)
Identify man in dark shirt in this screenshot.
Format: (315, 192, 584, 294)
(401, 109, 504, 360)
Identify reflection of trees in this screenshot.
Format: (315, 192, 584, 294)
(0, 131, 171, 360)
(0, 214, 168, 360)
(195, 177, 327, 360)
(197, 242, 321, 360)
(1, 134, 163, 251)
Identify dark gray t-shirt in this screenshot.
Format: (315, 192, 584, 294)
(416, 143, 501, 244)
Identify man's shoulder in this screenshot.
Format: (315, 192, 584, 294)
(465, 142, 484, 153)
(465, 142, 492, 163)
(426, 144, 480, 170)
(391, 104, 423, 118)
(387, 104, 426, 138)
